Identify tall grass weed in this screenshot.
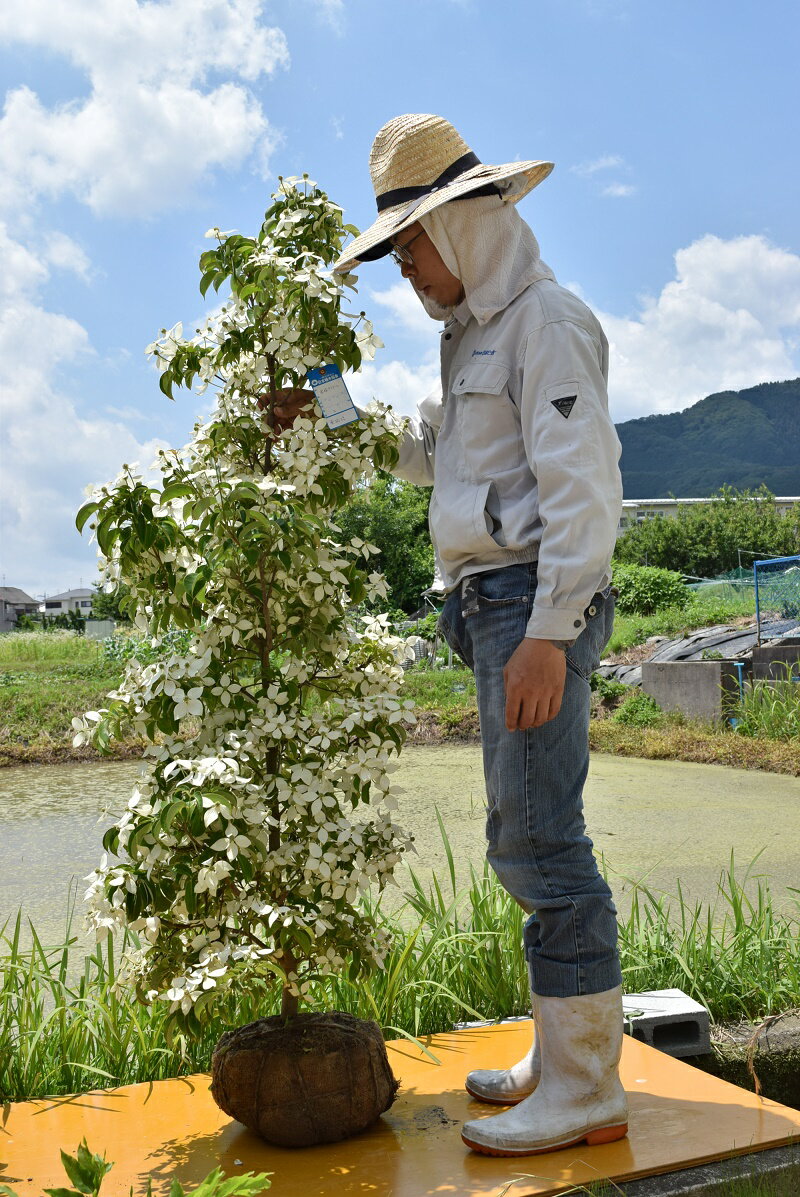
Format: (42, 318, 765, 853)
(0, 631, 102, 664)
(733, 668, 800, 742)
(2, 839, 798, 1102)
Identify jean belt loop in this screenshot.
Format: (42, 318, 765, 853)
(461, 574, 480, 619)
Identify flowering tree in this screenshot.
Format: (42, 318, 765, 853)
(75, 177, 413, 1035)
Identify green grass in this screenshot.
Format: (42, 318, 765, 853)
(0, 630, 104, 663)
(0, 660, 123, 749)
(2, 845, 798, 1102)
(399, 666, 476, 710)
(734, 669, 800, 742)
(606, 591, 757, 655)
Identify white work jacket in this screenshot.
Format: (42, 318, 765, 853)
(392, 278, 623, 643)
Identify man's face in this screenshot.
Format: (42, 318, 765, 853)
(391, 222, 464, 308)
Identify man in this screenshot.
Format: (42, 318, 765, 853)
(276, 113, 627, 1158)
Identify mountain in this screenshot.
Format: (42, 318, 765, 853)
(615, 379, 800, 498)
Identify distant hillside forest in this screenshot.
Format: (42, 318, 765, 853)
(616, 378, 800, 497)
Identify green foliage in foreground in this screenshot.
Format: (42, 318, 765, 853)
(0, 1137, 271, 1197)
(2, 847, 798, 1102)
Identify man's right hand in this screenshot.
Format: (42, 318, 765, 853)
(259, 388, 314, 433)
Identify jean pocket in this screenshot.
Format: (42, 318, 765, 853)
(476, 564, 533, 608)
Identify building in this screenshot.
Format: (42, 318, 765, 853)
(40, 588, 95, 616)
(0, 587, 40, 632)
(617, 496, 800, 536)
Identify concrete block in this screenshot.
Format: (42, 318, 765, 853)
(623, 988, 711, 1058)
(752, 640, 800, 681)
(641, 660, 743, 722)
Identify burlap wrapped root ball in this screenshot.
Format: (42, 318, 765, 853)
(211, 1011, 400, 1147)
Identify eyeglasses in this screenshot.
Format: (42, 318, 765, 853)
(389, 228, 424, 268)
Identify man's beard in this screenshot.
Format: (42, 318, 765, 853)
(413, 280, 462, 322)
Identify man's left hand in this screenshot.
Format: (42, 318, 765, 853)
(503, 638, 566, 731)
(258, 388, 314, 434)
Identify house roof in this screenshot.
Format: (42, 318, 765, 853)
(0, 587, 38, 605)
(45, 588, 95, 601)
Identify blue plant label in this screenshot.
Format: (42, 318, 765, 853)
(306, 364, 359, 430)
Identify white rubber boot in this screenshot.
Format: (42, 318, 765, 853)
(461, 985, 628, 1157)
(464, 1018, 541, 1105)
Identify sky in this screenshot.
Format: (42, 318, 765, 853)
(1, 0, 799, 598)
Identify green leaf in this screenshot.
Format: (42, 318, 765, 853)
(75, 502, 99, 534)
(102, 826, 120, 855)
(58, 1149, 95, 1195)
(161, 483, 194, 503)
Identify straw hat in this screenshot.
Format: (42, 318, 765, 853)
(333, 114, 554, 273)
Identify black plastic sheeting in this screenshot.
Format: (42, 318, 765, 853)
(597, 619, 800, 688)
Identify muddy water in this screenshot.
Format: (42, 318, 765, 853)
(1, 749, 799, 950)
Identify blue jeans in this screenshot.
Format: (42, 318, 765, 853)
(438, 562, 621, 998)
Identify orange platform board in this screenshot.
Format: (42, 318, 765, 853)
(3, 1022, 800, 1197)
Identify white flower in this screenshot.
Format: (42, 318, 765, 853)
(173, 688, 204, 719)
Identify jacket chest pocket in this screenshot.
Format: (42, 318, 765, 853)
(451, 361, 525, 475)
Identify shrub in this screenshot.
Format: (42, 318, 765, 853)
(590, 673, 628, 702)
(613, 691, 664, 727)
(74, 177, 412, 1036)
(612, 563, 690, 615)
(414, 610, 441, 640)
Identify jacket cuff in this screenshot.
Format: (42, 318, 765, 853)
(525, 607, 586, 641)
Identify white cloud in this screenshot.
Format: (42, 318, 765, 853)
(44, 232, 92, 280)
(311, 0, 345, 31)
(369, 282, 443, 338)
(598, 234, 800, 422)
(0, 0, 290, 217)
(347, 355, 439, 421)
(601, 183, 636, 198)
(572, 154, 636, 199)
(0, 0, 293, 592)
(0, 224, 166, 594)
(571, 154, 624, 176)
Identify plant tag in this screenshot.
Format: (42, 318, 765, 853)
(306, 364, 359, 429)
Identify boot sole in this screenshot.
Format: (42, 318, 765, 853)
(461, 1121, 628, 1157)
(464, 1081, 531, 1106)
